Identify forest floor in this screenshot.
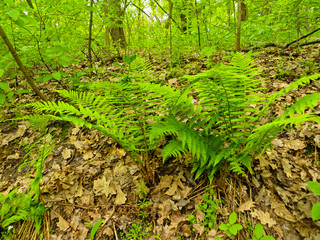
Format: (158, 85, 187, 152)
(0, 45, 320, 240)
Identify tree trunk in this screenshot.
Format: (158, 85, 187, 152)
(236, 0, 242, 51)
(0, 25, 48, 101)
(103, 0, 111, 49)
(88, 0, 94, 70)
(168, 0, 173, 55)
(108, 0, 127, 49)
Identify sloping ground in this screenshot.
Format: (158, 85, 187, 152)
(0, 45, 319, 240)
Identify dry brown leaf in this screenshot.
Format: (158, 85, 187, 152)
(281, 158, 292, 178)
(285, 139, 305, 150)
(271, 139, 284, 147)
(193, 223, 206, 235)
(88, 211, 101, 220)
(114, 184, 126, 205)
(1, 124, 27, 146)
(62, 148, 72, 159)
(76, 224, 89, 240)
(165, 181, 178, 197)
(158, 175, 173, 190)
(83, 149, 93, 160)
(271, 198, 296, 222)
(250, 209, 276, 227)
(6, 153, 20, 160)
(238, 199, 255, 212)
(57, 215, 70, 231)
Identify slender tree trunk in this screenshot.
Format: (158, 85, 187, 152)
(168, 0, 173, 55)
(88, 0, 94, 70)
(0, 25, 48, 101)
(103, 0, 111, 50)
(26, 0, 34, 9)
(195, 0, 201, 48)
(236, 0, 242, 51)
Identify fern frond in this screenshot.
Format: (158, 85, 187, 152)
(281, 93, 320, 119)
(162, 140, 187, 162)
(260, 74, 320, 115)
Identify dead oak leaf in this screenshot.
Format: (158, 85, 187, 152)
(285, 139, 305, 150)
(114, 184, 126, 205)
(271, 197, 297, 222)
(57, 215, 70, 231)
(250, 209, 276, 227)
(238, 199, 255, 212)
(62, 148, 72, 160)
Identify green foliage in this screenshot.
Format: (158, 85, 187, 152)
(187, 189, 219, 232)
(85, 219, 104, 240)
(198, 189, 220, 230)
(122, 223, 152, 240)
(136, 180, 149, 199)
(16, 57, 190, 183)
(307, 181, 320, 221)
(152, 52, 320, 181)
(20, 133, 56, 199)
(0, 188, 46, 236)
(0, 133, 55, 238)
(0, 82, 14, 105)
(218, 212, 243, 237)
(249, 223, 275, 240)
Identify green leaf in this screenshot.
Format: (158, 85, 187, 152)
(0, 93, 6, 104)
(254, 223, 264, 239)
(90, 219, 104, 240)
(229, 224, 243, 235)
(52, 72, 61, 81)
(0, 69, 4, 77)
(114, 62, 125, 68)
(17, 89, 30, 94)
(218, 224, 229, 231)
(311, 202, 320, 221)
(7, 9, 20, 20)
(0, 82, 10, 92)
(308, 181, 320, 196)
(6, 91, 14, 100)
(229, 212, 237, 225)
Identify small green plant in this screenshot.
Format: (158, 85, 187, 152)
(198, 189, 220, 230)
(218, 212, 243, 237)
(248, 223, 275, 240)
(307, 181, 320, 221)
(187, 189, 220, 233)
(124, 223, 152, 240)
(137, 199, 150, 222)
(0, 132, 55, 239)
(85, 219, 104, 240)
(136, 180, 149, 199)
(0, 82, 14, 105)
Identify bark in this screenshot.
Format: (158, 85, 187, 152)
(88, 0, 94, 70)
(108, 0, 127, 49)
(103, 0, 111, 48)
(236, 0, 242, 51)
(26, 0, 34, 9)
(0, 25, 48, 101)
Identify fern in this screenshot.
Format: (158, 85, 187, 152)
(153, 52, 320, 181)
(0, 188, 46, 234)
(16, 56, 197, 183)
